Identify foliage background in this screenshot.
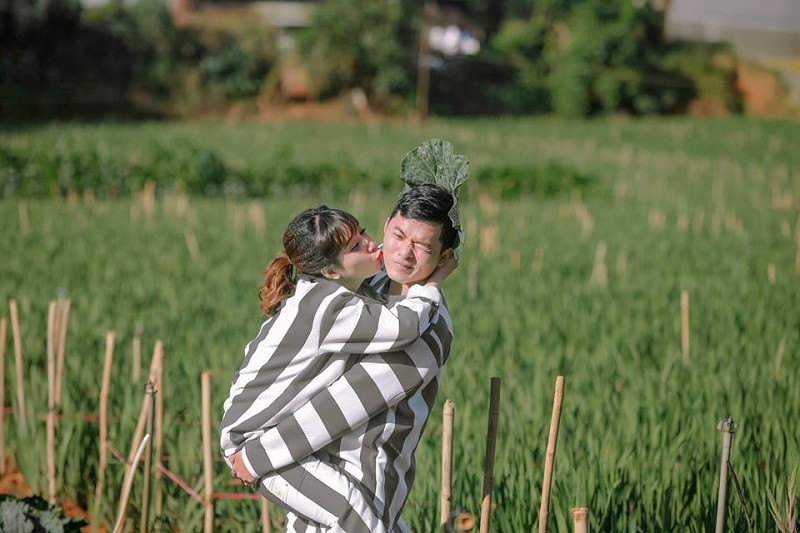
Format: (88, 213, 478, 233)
(0, 0, 753, 119)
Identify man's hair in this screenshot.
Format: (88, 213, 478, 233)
(390, 184, 457, 250)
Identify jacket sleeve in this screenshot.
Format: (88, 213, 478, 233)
(317, 283, 441, 355)
(239, 342, 443, 478)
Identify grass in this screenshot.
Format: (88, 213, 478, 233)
(0, 116, 798, 531)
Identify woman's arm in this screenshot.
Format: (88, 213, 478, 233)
(317, 282, 441, 354)
(237, 316, 452, 479)
(221, 279, 443, 457)
(320, 255, 457, 355)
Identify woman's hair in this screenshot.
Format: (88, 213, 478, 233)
(390, 184, 458, 250)
(259, 206, 360, 316)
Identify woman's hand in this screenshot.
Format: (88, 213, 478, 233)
(230, 450, 257, 484)
(426, 255, 459, 286)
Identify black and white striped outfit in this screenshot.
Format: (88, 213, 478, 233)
(220, 274, 443, 530)
(234, 271, 453, 532)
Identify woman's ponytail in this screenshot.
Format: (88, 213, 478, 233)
(258, 251, 296, 316)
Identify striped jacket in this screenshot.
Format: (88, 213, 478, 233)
(238, 271, 453, 531)
(220, 274, 441, 462)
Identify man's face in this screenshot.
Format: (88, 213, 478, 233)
(382, 214, 450, 288)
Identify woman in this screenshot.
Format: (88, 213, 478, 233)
(220, 205, 456, 531)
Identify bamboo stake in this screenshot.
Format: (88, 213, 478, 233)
(715, 418, 736, 533)
(154, 347, 164, 517)
(126, 341, 163, 471)
(132, 332, 141, 384)
(571, 507, 589, 533)
(9, 300, 26, 431)
(479, 378, 501, 533)
(54, 298, 71, 407)
(202, 370, 214, 533)
(590, 241, 608, 288)
(0, 317, 6, 475)
(112, 434, 150, 533)
(774, 337, 786, 382)
(46, 301, 57, 504)
(480, 225, 498, 257)
(440, 399, 455, 531)
(185, 228, 201, 261)
(140, 381, 156, 533)
(538, 376, 565, 533)
(533, 246, 544, 275)
(92, 331, 116, 530)
(261, 499, 271, 533)
(681, 289, 690, 363)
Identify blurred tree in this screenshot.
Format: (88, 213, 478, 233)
(547, 0, 692, 116)
(298, 0, 416, 104)
(0, 0, 82, 86)
(486, 0, 697, 116)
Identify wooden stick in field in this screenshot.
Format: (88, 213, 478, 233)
(9, 300, 26, 431)
(132, 333, 141, 384)
(715, 418, 736, 533)
(54, 298, 71, 407)
(0, 317, 6, 476)
(47, 301, 57, 504)
(590, 241, 607, 288)
(154, 346, 164, 517)
(140, 381, 156, 533)
(479, 378, 501, 533)
(113, 433, 150, 533)
(681, 289, 690, 363)
(538, 375, 565, 533)
(571, 507, 589, 533)
(202, 370, 214, 533)
(440, 399, 455, 532)
(185, 228, 201, 261)
(126, 341, 163, 471)
(92, 331, 116, 530)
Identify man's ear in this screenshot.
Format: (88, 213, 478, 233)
(321, 266, 340, 280)
(437, 248, 454, 267)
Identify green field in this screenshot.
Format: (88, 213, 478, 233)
(1, 117, 799, 531)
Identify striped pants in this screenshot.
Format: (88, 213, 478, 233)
(256, 455, 405, 533)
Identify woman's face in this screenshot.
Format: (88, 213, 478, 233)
(326, 227, 382, 291)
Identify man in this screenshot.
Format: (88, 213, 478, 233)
(230, 183, 460, 532)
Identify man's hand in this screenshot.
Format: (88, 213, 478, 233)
(427, 255, 458, 286)
(230, 450, 257, 484)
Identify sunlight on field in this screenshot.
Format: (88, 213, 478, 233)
(0, 117, 798, 531)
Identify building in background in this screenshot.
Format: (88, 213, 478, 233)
(666, 0, 800, 58)
(665, 0, 800, 109)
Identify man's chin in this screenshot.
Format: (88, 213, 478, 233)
(384, 265, 414, 285)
